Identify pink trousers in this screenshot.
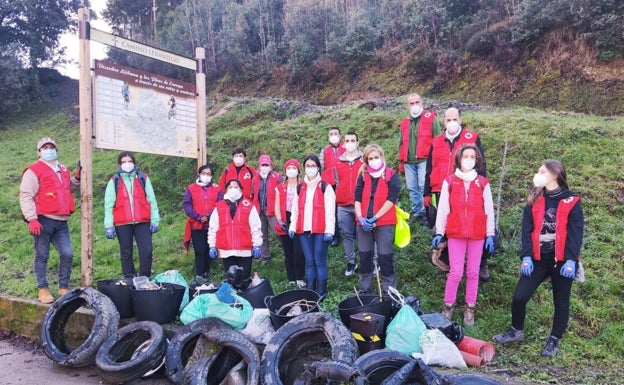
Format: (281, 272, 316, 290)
(444, 237, 484, 305)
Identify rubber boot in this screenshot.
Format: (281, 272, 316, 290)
(317, 280, 327, 301)
(306, 279, 316, 293)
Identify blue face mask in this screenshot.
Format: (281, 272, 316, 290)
(41, 149, 57, 161)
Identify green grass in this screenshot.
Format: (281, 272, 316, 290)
(1, 97, 623, 384)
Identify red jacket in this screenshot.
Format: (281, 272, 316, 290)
(113, 175, 151, 225)
(295, 181, 327, 234)
(186, 183, 221, 230)
(251, 171, 281, 215)
(360, 168, 398, 227)
(429, 130, 479, 193)
(321, 144, 346, 172)
(444, 175, 489, 239)
(531, 195, 581, 262)
(218, 163, 256, 199)
(398, 112, 436, 164)
(27, 161, 75, 216)
(215, 199, 253, 250)
(331, 157, 364, 206)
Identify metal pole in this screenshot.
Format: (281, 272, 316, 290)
(195, 47, 207, 168)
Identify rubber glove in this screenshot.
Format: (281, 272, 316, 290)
(323, 233, 333, 242)
(278, 220, 288, 232)
(369, 216, 378, 224)
(215, 282, 235, 304)
(359, 216, 373, 231)
(209, 247, 218, 259)
(252, 246, 262, 259)
(150, 223, 159, 234)
(288, 230, 295, 239)
(75, 160, 82, 181)
(560, 260, 576, 278)
(485, 236, 495, 253)
(520, 256, 533, 276)
(105, 227, 116, 239)
(28, 219, 42, 235)
(424, 196, 431, 207)
(431, 234, 443, 249)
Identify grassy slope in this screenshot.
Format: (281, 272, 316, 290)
(1, 96, 623, 384)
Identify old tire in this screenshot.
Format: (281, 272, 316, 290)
(354, 350, 426, 385)
(95, 320, 167, 384)
(165, 317, 234, 384)
(261, 312, 359, 385)
(40, 287, 120, 368)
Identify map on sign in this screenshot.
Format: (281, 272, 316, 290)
(93, 60, 198, 158)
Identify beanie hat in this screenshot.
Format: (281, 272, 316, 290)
(284, 158, 300, 171)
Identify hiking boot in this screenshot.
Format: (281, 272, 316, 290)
(441, 303, 455, 320)
(38, 288, 54, 304)
(58, 288, 70, 297)
(541, 335, 561, 357)
(493, 326, 525, 344)
(479, 264, 491, 282)
(344, 263, 357, 276)
(464, 304, 476, 326)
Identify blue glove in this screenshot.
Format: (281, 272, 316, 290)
(520, 256, 534, 276)
(252, 246, 262, 259)
(278, 220, 288, 232)
(209, 247, 218, 259)
(485, 236, 495, 253)
(105, 227, 116, 239)
(369, 216, 378, 224)
(358, 216, 370, 227)
(323, 233, 333, 242)
(431, 234, 443, 249)
(150, 223, 159, 234)
(359, 216, 374, 231)
(560, 260, 576, 278)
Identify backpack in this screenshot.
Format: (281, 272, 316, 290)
(112, 172, 147, 206)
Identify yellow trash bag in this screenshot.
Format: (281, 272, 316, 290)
(394, 205, 411, 248)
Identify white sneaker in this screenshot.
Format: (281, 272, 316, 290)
(344, 263, 357, 276)
(296, 280, 307, 288)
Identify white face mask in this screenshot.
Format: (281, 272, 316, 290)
(461, 159, 476, 171)
(227, 188, 242, 201)
(286, 169, 298, 179)
(345, 142, 357, 153)
(120, 162, 134, 173)
(329, 135, 340, 145)
(446, 121, 461, 135)
(233, 156, 244, 167)
(305, 167, 318, 178)
(199, 175, 212, 184)
(533, 173, 549, 188)
(410, 104, 423, 118)
(368, 158, 383, 170)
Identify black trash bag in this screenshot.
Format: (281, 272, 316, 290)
(225, 265, 251, 291)
(404, 295, 421, 315)
(419, 312, 464, 344)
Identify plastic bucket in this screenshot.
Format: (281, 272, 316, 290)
(265, 289, 320, 330)
(188, 283, 217, 299)
(337, 295, 394, 329)
(239, 277, 274, 308)
(129, 282, 185, 324)
(96, 278, 135, 318)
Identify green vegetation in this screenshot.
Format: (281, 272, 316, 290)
(1, 96, 623, 384)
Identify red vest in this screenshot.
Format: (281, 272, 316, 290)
(113, 174, 151, 225)
(218, 163, 256, 199)
(444, 175, 489, 239)
(187, 183, 221, 230)
(360, 168, 398, 227)
(295, 181, 327, 234)
(334, 158, 364, 206)
(429, 130, 479, 193)
(322, 144, 346, 171)
(215, 199, 253, 250)
(398, 111, 436, 163)
(531, 195, 580, 262)
(27, 161, 75, 216)
(274, 182, 292, 236)
(251, 171, 281, 215)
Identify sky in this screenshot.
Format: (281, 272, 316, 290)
(57, 0, 110, 79)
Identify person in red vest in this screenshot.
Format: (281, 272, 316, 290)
(398, 93, 441, 226)
(274, 159, 306, 288)
(20, 137, 80, 303)
(289, 154, 336, 299)
(251, 154, 282, 266)
(494, 160, 583, 358)
(355, 144, 401, 295)
(208, 179, 262, 283)
(218, 147, 256, 200)
(320, 127, 345, 247)
(183, 164, 223, 283)
(104, 151, 160, 278)
(431, 144, 495, 326)
(324, 131, 364, 277)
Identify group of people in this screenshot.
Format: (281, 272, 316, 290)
(20, 92, 584, 358)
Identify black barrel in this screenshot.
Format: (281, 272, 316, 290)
(129, 282, 185, 324)
(239, 277, 274, 308)
(337, 295, 394, 329)
(265, 289, 320, 330)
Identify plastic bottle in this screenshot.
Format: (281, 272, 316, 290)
(250, 272, 262, 288)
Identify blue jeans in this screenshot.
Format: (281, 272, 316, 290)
(337, 205, 356, 265)
(298, 232, 330, 281)
(404, 161, 426, 217)
(33, 216, 74, 289)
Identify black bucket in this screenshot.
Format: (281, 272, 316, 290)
(129, 282, 185, 324)
(188, 283, 218, 299)
(96, 278, 135, 318)
(265, 289, 320, 330)
(239, 277, 274, 309)
(337, 295, 394, 329)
